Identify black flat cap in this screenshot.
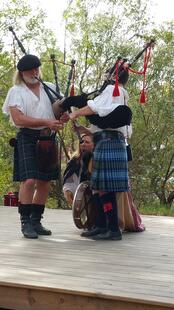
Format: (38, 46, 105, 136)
(17, 54, 41, 71)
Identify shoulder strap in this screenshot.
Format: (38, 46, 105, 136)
(123, 89, 129, 139)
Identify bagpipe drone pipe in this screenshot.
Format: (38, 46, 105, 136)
(57, 38, 155, 129)
(59, 93, 132, 129)
(9, 26, 154, 130)
(57, 63, 132, 129)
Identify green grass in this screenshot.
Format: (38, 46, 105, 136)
(46, 196, 71, 209)
(46, 197, 174, 217)
(139, 202, 174, 216)
(0, 196, 3, 205)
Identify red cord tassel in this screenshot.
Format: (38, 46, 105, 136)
(139, 47, 152, 104)
(113, 61, 120, 97)
(70, 84, 75, 96)
(140, 89, 146, 104)
(113, 84, 120, 97)
(128, 45, 152, 104)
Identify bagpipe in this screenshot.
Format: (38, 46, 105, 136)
(55, 38, 155, 129)
(34, 55, 83, 144)
(9, 26, 154, 131)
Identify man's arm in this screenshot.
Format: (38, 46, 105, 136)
(9, 107, 64, 131)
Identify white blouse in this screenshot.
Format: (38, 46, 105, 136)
(88, 84, 128, 116)
(87, 84, 132, 138)
(2, 82, 56, 129)
(63, 173, 81, 196)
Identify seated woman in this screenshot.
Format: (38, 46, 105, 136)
(62, 133, 94, 205)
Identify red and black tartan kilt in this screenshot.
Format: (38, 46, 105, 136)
(13, 130, 59, 181)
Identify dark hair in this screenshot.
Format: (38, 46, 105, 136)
(118, 69, 129, 85)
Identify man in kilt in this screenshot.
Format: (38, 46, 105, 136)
(67, 66, 131, 240)
(2, 54, 68, 239)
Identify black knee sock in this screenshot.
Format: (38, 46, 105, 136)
(92, 194, 106, 229)
(18, 203, 31, 219)
(100, 192, 119, 232)
(31, 204, 45, 222)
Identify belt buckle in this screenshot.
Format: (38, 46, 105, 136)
(40, 128, 51, 137)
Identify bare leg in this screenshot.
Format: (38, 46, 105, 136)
(32, 180, 51, 205)
(19, 179, 36, 204)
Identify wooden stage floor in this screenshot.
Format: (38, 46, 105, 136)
(0, 206, 174, 310)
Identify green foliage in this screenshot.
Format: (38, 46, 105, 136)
(139, 202, 174, 216)
(0, 0, 173, 210)
(1, 0, 58, 56)
(46, 196, 71, 210)
(129, 23, 174, 207)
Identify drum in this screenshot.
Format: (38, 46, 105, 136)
(72, 181, 96, 230)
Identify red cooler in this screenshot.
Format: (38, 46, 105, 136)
(4, 192, 18, 207)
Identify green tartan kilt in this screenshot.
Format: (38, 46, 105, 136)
(13, 130, 59, 182)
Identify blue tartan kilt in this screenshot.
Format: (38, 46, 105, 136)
(13, 131, 59, 182)
(91, 132, 129, 192)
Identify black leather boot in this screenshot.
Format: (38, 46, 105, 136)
(81, 194, 107, 237)
(93, 230, 122, 240)
(31, 204, 52, 235)
(93, 193, 122, 240)
(18, 204, 38, 239)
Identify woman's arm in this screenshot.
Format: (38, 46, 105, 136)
(69, 106, 94, 120)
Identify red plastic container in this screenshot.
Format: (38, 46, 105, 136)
(4, 192, 18, 207)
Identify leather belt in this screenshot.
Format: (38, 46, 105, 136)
(10, 128, 55, 147)
(19, 128, 54, 139)
(93, 130, 124, 145)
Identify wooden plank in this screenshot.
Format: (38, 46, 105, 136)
(0, 285, 174, 310)
(0, 207, 174, 309)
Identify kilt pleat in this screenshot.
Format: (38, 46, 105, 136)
(13, 131, 59, 181)
(91, 134, 128, 192)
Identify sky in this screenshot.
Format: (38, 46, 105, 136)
(35, 0, 174, 23)
(31, 0, 174, 51)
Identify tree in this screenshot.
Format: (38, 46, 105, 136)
(130, 22, 174, 207)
